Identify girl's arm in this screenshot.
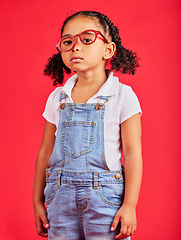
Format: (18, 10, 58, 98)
(33, 120, 56, 237)
(111, 113, 143, 239)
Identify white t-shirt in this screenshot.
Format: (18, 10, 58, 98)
(43, 70, 142, 170)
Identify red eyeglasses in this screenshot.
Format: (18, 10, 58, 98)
(56, 29, 108, 52)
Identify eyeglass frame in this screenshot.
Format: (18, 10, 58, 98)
(56, 29, 109, 52)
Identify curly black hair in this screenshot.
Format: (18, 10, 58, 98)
(44, 11, 140, 85)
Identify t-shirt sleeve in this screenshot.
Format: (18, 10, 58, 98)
(119, 86, 142, 124)
(42, 88, 60, 124)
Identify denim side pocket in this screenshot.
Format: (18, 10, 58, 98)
(44, 171, 59, 205)
(98, 181, 124, 206)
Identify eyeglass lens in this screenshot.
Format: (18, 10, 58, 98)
(60, 31, 96, 51)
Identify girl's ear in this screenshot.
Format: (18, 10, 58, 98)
(103, 42, 116, 60)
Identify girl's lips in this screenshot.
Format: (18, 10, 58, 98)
(70, 56, 83, 63)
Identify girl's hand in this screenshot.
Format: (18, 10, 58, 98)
(111, 204, 137, 239)
(34, 202, 50, 237)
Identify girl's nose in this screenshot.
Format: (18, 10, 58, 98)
(72, 36, 81, 52)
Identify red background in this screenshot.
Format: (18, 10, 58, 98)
(0, 0, 180, 239)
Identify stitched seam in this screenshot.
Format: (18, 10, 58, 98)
(61, 124, 65, 155)
(63, 121, 95, 126)
(101, 107, 109, 171)
(93, 172, 98, 189)
(61, 152, 66, 169)
(76, 186, 88, 211)
(61, 122, 95, 158)
(46, 168, 123, 175)
(90, 122, 95, 152)
(46, 183, 59, 205)
(76, 185, 85, 239)
(78, 212, 85, 239)
(98, 183, 122, 206)
(82, 185, 88, 211)
(62, 149, 91, 158)
(70, 105, 73, 121)
(85, 154, 89, 171)
(61, 180, 123, 185)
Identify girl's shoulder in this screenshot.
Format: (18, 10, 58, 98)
(113, 77, 141, 112)
(113, 76, 136, 99)
(42, 87, 63, 124)
(109, 73, 132, 90)
(46, 87, 63, 103)
(48, 86, 63, 97)
(116, 79, 142, 122)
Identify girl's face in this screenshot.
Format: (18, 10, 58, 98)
(61, 16, 109, 74)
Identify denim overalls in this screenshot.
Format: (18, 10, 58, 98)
(44, 92, 130, 240)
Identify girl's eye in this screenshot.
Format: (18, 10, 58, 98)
(82, 38, 93, 43)
(81, 32, 95, 44)
(62, 39, 73, 45)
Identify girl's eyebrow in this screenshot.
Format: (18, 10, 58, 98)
(62, 34, 72, 38)
(62, 30, 95, 38)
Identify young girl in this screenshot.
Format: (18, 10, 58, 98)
(33, 11, 142, 240)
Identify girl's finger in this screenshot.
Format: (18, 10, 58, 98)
(120, 222, 127, 236)
(36, 217, 44, 235)
(130, 226, 135, 235)
(41, 214, 50, 228)
(111, 214, 120, 231)
(36, 216, 49, 237)
(126, 226, 132, 237)
(115, 224, 127, 239)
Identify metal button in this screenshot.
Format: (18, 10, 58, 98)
(46, 172, 51, 178)
(60, 103, 65, 109)
(115, 173, 121, 180)
(96, 103, 102, 110)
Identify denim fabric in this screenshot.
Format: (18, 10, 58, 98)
(44, 92, 130, 240)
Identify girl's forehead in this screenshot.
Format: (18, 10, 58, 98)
(62, 16, 103, 36)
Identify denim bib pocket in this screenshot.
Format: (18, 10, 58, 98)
(61, 121, 95, 158)
(44, 171, 59, 205)
(98, 181, 124, 206)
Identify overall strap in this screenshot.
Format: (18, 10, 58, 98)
(59, 92, 68, 110)
(59, 92, 67, 101)
(99, 95, 111, 101)
(96, 95, 111, 110)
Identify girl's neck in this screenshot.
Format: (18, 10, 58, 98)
(75, 69, 108, 89)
